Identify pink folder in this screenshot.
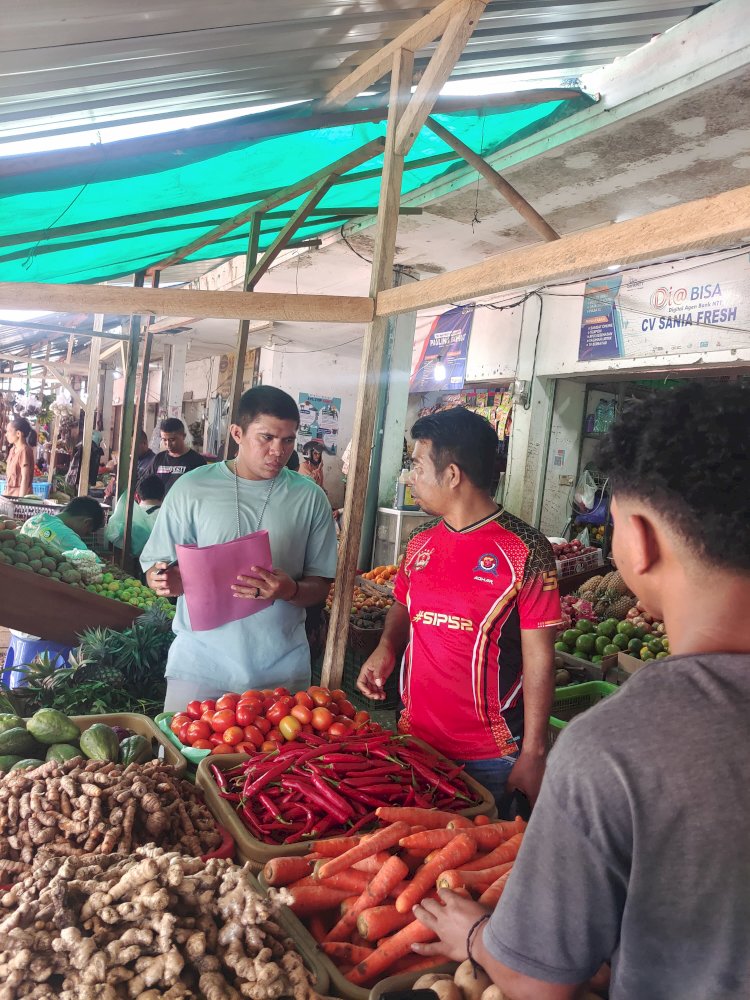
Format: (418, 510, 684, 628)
(175, 530, 273, 631)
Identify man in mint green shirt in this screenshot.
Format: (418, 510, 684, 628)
(141, 386, 337, 709)
(21, 495, 104, 558)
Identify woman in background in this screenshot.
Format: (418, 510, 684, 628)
(4, 416, 35, 497)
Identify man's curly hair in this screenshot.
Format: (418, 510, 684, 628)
(596, 381, 749, 573)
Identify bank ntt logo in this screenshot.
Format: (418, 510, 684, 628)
(473, 553, 499, 576)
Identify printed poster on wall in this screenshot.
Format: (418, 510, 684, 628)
(578, 250, 750, 361)
(298, 394, 341, 455)
(410, 306, 474, 391)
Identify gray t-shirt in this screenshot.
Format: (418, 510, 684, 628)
(485, 653, 750, 1000)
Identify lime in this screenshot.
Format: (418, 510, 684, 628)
(592, 655, 603, 664)
(656, 651, 669, 659)
(628, 638, 643, 654)
(562, 629, 582, 646)
(576, 619, 595, 634)
(575, 634, 596, 655)
(616, 621, 635, 638)
(648, 638, 664, 654)
(603, 644, 620, 656)
(102, 572, 113, 583)
(575, 651, 591, 662)
(107, 581, 119, 593)
(554, 641, 568, 653)
(596, 620, 617, 639)
(640, 649, 655, 661)
(612, 634, 629, 651)
(633, 625, 650, 640)
(595, 635, 611, 654)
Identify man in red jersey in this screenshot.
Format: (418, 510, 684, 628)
(357, 407, 562, 808)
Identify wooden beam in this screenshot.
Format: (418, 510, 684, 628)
(247, 178, 335, 287)
(425, 117, 559, 241)
(151, 138, 385, 271)
(99, 342, 122, 362)
(77, 314, 103, 498)
(224, 216, 263, 460)
(0, 282, 374, 325)
(394, 0, 488, 156)
(322, 0, 466, 108)
(376, 184, 750, 316)
(321, 48, 415, 690)
(0, 351, 85, 408)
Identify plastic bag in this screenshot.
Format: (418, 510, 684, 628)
(62, 548, 103, 583)
(104, 494, 154, 557)
(574, 469, 597, 511)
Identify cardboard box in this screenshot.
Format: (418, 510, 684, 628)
(555, 649, 617, 682)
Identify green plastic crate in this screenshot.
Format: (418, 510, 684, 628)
(548, 681, 618, 748)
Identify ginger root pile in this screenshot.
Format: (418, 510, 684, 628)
(0, 759, 220, 875)
(0, 847, 318, 1000)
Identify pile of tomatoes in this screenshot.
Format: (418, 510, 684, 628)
(169, 685, 373, 756)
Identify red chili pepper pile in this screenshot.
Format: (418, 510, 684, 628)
(210, 731, 481, 845)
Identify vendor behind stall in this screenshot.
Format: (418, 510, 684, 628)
(21, 496, 104, 557)
(4, 416, 35, 497)
(358, 406, 562, 810)
(141, 386, 337, 710)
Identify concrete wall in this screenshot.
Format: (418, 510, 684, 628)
(260, 344, 361, 508)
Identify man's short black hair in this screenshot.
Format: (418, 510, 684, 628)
(235, 386, 300, 431)
(411, 406, 498, 493)
(597, 381, 750, 573)
(63, 496, 105, 531)
(137, 475, 165, 502)
(160, 418, 185, 434)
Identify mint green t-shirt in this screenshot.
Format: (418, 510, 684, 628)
(140, 463, 337, 693)
(21, 512, 90, 556)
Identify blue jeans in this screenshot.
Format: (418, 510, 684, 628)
(458, 754, 519, 817)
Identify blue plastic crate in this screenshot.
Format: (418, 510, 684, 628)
(0, 479, 50, 498)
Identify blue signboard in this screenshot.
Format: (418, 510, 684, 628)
(410, 307, 474, 392)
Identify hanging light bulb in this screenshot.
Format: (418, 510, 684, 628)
(433, 356, 447, 383)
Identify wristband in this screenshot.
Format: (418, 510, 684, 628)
(467, 913, 491, 975)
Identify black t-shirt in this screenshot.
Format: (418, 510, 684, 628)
(147, 449, 206, 493)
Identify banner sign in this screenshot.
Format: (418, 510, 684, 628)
(298, 394, 341, 455)
(578, 250, 750, 361)
(410, 306, 474, 391)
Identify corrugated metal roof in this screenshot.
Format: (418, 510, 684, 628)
(1, 0, 716, 144)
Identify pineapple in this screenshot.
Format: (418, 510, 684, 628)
(74, 627, 124, 686)
(608, 594, 638, 619)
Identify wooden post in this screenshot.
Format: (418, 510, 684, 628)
(321, 49, 415, 690)
(39, 340, 51, 400)
(47, 418, 59, 486)
(116, 273, 146, 510)
(77, 314, 103, 497)
(224, 216, 263, 460)
(121, 272, 159, 566)
(425, 117, 559, 241)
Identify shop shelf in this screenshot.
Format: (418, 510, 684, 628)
(196, 738, 497, 869)
(548, 681, 618, 748)
(258, 871, 453, 1000)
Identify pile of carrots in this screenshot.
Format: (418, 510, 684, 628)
(263, 806, 527, 989)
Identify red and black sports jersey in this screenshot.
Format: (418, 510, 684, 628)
(393, 508, 562, 761)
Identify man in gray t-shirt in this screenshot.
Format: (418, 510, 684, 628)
(412, 382, 750, 1000)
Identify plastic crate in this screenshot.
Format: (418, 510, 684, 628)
(258, 872, 454, 1000)
(0, 479, 51, 499)
(555, 548, 603, 579)
(548, 681, 618, 748)
(156, 712, 211, 768)
(196, 739, 497, 869)
(71, 712, 187, 776)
